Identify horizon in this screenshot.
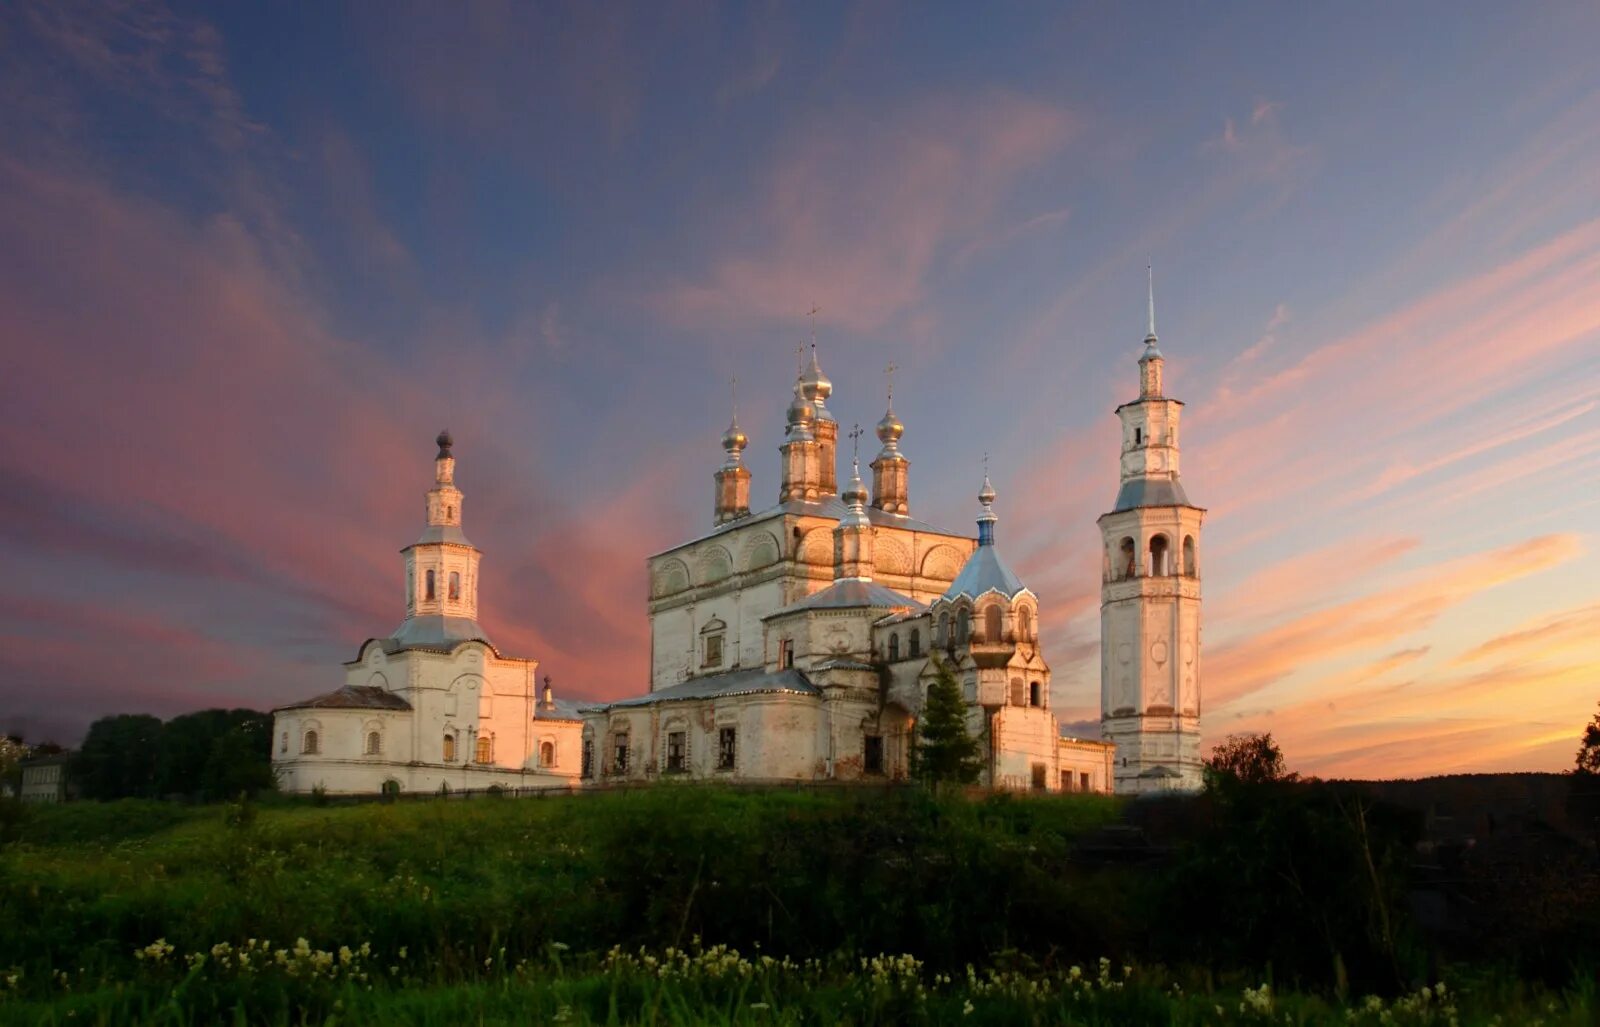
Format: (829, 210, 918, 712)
(1, 1, 1597, 778)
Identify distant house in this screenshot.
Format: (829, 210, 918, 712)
(20, 752, 73, 803)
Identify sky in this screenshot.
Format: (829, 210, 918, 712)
(1, 1, 1597, 779)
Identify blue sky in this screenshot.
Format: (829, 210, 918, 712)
(2, 1, 1597, 776)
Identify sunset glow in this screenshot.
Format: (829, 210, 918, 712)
(2, 2, 1597, 778)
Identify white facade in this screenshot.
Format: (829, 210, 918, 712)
(273, 433, 582, 795)
(20, 755, 71, 803)
(586, 352, 1120, 793)
(1098, 312, 1206, 793)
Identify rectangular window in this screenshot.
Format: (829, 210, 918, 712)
(779, 639, 794, 669)
(1080, 772, 1091, 792)
(613, 735, 629, 773)
(864, 735, 884, 774)
(703, 634, 723, 668)
(666, 731, 686, 772)
(717, 727, 736, 771)
(1060, 770, 1073, 791)
(1031, 764, 1047, 791)
(581, 740, 593, 779)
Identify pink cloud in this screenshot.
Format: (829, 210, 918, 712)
(653, 92, 1077, 334)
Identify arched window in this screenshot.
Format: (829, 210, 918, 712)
(539, 741, 555, 767)
(302, 730, 319, 755)
(984, 605, 1002, 643)
(956, 608, 969, 645)
(448, 571, 461, 600)
(365, 731, 382, 755)
(475, 735, 493, 764)
(425, 569, 436, 601)
(279, 732, 288, 754)
(1119, 537, 1137, 579)
(1029, 682, 1042, 708)
(1149, 535, 1170, 576)
(937, 613, 950, 647)
(1017, 607, 1032, 642)
(888, 633, 900, 661)
(447, 505, 455, 519)
(1183, 535, 1197, 577)
(442, 734, 456, 762)
(909, 628, 921, 658)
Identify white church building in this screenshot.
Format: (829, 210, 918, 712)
(273, 288, 1205, 796)
(272, 433, 584, 795)
(580, 294, 1204, 794)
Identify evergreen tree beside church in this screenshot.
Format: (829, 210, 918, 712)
(915, 658, 983, 789)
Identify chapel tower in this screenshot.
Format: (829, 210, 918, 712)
(1097, 273, 1205, 793)
(395, 431, 490, 645)
(713, 403, 751, 525)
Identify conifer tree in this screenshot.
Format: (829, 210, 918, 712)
(915, 658, 983, 789)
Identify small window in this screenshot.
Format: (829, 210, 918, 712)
(539, 741, 555, 767)
(425, 569, 436, 601)
(1134, 427, 1143, 445)
(1149, 535, 1170, 576)
(717, 727, 736, 771)
(302, 730, 319, 755)
(279, 732, 288, 754)
(365, 731, 382, 755)
(909, 628, 921, 658)
(1061, 770, 1073, 791)
(443, 733, 456, 762)
(613, 734, 629, 773)
(1010, 677, 1025, 707)
(1080, 772, 1091, 792)
(703, 633, 723, 668)
(447, 505, 455, 519)
(864, 735, 883, 774)
(937, 613, 950, 646)
(581, 739, 594, 779)
(448, 571, 461, 601)
(888, 633, 900, 661)
(1119, 537, 1137, 579)
(1183, 535, 1197, 577)
(1017, 608, 1032, 642)
(984, 605, 1002, 642)
(666, 731, 686, 772)
(779, 639, 794, 669)
(1032, 764, 1047, 791)
(956, 608, 969, 645)
(475, 736, 492, 764)
(1029, 682, 1042, 708)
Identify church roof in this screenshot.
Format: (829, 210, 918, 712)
(942, 545, 1027, 601)
(583, 667, 820, 711)
(275, 684, 414, 713)
(405, 524, 476, 548)
(389, 614, 494, 648)
(1110, 476, 1193, 512)
(659, 496, 965, 558)
(770, 578, 923, 616)
(537, 698, 587, 723)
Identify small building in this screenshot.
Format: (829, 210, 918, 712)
(20, 752, 73, 803)
(272, 433, 584, 795)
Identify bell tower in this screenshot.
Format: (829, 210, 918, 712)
(395, 430, 490, 646)
(1098, 271, 1205, 793)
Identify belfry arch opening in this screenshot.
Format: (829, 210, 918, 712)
(1119, 537, 1137, 579)
(984, 605, 1002, 642)
(1149, 534, 1170, 576)
(1183, 535, 1196, 576)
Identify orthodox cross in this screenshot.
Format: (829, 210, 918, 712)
(885, 361, 897, 402)
(805, 304, 821, 346)
(795, 342, 805, 377)
(730, 375, 738, 417)
(848, 423, 864, 461)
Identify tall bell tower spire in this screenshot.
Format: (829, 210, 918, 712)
(870, 362, 910, 515)
(396, 431, 490, 646)
(713, 378, 751, 525)
(1097, 272, 1205, 793)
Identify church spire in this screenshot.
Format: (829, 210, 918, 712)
(870, 362, 910, 515)
(1139, 265, 1165, 399)
(397, 430, 489, 646)
(799, 338, 838, 494)
(713, 379, 751, 525)
(976, 461, 998, 547)
(832, 425, 874, 580)
(779, 347, 822, 502)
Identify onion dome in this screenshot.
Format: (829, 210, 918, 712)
(875, 401, 904, 450)
(785, 379, 816, 440)
(436, 430, 453, 458)
(841, 458, 869, 509)
(799, 345, 835, 422)
(721, 414, 748, 465)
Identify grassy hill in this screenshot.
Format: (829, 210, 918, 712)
(0, 786, 1593, 1025)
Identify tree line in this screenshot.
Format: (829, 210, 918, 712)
(67, 708, 276, 801)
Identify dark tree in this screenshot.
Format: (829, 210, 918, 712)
(915, 659, 983, 790)
(73, 714, 163, 800)
(157, 708, 275, 800)
(1576, 703, 1600, 775)
(1204, 732, 1292, 787)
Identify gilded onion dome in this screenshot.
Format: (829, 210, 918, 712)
(799, 344, 835, 422)
(876, 402, 904, 451)
(721, 415, 748, 464)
